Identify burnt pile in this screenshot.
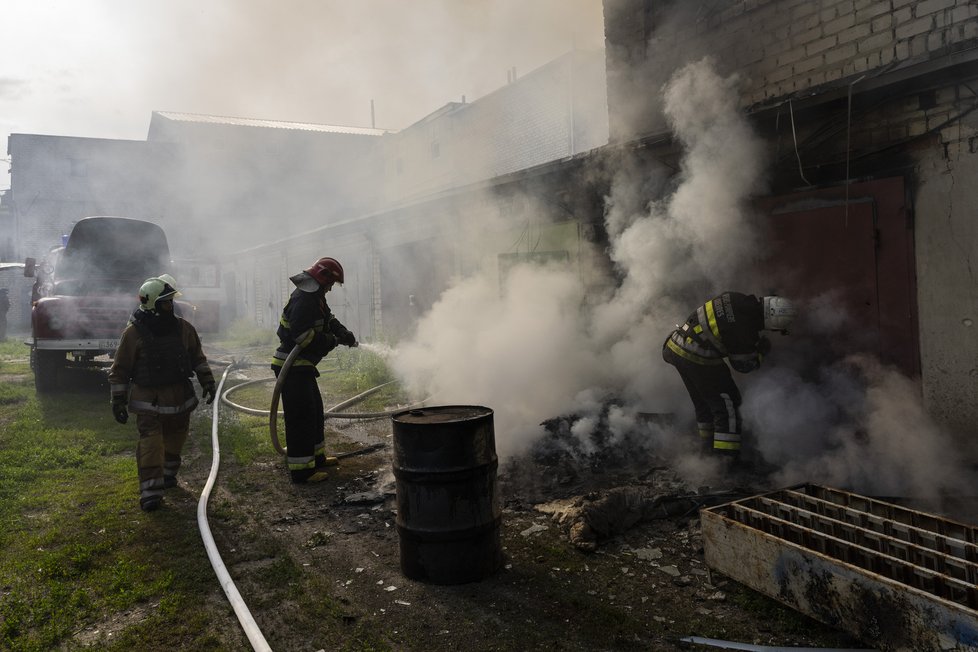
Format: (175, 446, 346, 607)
(499, 402, 676, 504)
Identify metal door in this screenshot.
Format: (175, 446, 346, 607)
(756, 177, 919, 379)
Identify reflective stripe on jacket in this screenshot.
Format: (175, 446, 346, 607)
(108, 318, 214, 415)
(665, 292, 765, 370)
(271, 287, 351, 370)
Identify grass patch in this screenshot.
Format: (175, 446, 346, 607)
(222, 319, 278, 348)
(0, 328, 407, 650)
(0, 338, 31, 379)
(0, 370, 251, 651)
(0, 337, 30, 359)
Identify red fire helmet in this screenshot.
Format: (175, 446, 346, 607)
(305, 257, 344, 286)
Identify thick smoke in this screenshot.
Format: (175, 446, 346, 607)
(394, 264, 606, 459)
(743, 353, 968, 498)
(393, 58, 766, 461)
(392, 56, 967, 500)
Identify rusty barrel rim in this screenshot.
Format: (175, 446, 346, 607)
(391, 405, 494, 425)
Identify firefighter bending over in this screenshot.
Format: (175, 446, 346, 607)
(109, 277, 216, 512)
(662, 292, 796, 461)
(271, 257, 357, 484)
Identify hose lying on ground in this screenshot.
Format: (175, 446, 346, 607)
(216, 345, 426, 455)
(196, 352, 386, 649)
(198, 363, 272, 652)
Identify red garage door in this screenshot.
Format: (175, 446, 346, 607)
(756, 177, 919, 379)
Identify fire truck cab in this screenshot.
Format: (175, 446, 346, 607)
(27, 216, 175, 393)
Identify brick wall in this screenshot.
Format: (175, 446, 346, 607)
(604, 0, 978, 142)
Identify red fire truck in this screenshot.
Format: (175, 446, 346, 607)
(26, 216, 179, 393)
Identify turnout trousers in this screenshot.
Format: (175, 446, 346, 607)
(136, 411, 191, 507)
(662, 344, 743, 455)
(273, 367, 328, 482)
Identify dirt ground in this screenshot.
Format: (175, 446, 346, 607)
(163, 365, 868, 652)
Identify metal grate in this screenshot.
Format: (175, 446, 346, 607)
(701, 484, 978, 650)
(721, 485, 978, 609)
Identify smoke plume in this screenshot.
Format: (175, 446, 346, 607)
(390, 54, 968, 500)
(393, 57, 767, 460)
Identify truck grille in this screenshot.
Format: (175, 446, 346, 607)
(72, 305, 131, 338)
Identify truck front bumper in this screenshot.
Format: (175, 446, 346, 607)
(34, 338, 119, 353)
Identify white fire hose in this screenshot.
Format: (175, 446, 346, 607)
(198, 363, 272, 652)
(217, 343, 427, 455)
(268, 345, 301, 455)
(194, 345, 417, 651)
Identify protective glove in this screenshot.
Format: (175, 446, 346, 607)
(201, 382, 217, 405)
(339, 330, 357, 347)
(757, 335, 772, 357)
(111, 394, 129, 424)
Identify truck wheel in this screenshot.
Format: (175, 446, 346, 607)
(34, 350, 64, 393)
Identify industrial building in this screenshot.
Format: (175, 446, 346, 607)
(3, 1, 977, 445)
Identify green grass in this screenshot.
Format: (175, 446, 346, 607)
(221, 319, 278, 349)
(211, 410, 273, 466)
(0, 337, 30, 374)
(0, 335, 404, 650)
(0, 364, 233, 651)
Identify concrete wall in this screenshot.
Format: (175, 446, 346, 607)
(382, 50, 609, 204)
(146, 115, 386, 255)
(224, 153, 611, 344)
(913, 116, 978, 442)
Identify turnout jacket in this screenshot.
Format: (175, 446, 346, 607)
(109, 315, 214, 415)
(272, 287, 353, 372)
(665, 292, 767, 372)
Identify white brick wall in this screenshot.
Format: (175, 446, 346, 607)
(729, 0, 976, 105)
(605, 0, 978, 141)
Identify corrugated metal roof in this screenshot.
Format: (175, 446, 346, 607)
(153, 111, 389, 136)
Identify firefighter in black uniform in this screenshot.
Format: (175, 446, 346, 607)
(662, 292, 796, 459)
(271, 257, 357, 483)
(109, 277, 216, 511)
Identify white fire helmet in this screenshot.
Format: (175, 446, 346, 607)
(138, 277, 181, 312)
(156, 273, 177, 291)
(762, 296, 797, 332)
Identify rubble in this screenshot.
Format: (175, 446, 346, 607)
(535, 486, 743, 551)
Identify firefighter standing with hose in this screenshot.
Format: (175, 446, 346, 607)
(109, 277, 216, 511)
(271, 257, 357, 484)
(662, 292, 796, 463)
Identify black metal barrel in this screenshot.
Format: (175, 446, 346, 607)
(392, 405, 502, 584)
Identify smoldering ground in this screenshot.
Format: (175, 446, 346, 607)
(388, 56, 969, 501)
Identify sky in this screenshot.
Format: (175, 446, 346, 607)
(0, 0, 605, 190)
